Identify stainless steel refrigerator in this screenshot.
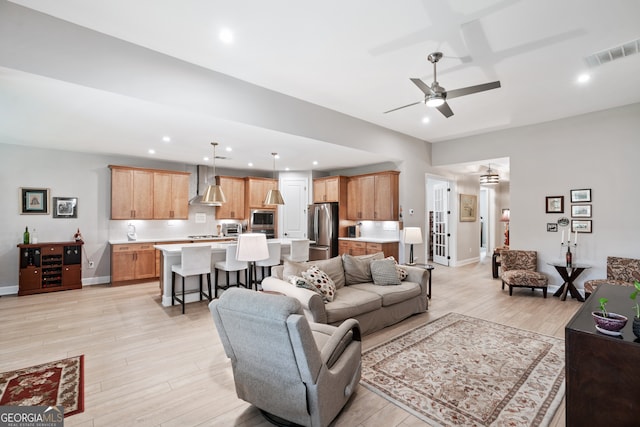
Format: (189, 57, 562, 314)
(308, 202, 339, 261)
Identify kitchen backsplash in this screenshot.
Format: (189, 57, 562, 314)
(358, 221, 401, 240)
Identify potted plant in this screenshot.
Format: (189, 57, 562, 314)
(629, 281, 640, 338)
(592, 297, 628, 336)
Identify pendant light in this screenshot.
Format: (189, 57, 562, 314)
(480, 163, 500, 185)
(201, 142, 227, 205)
(264, 152, 285, 205)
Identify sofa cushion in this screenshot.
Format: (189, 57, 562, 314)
(283, 256, 346, 289)
(342, 252, 384, 284)
(370, 259, 401, 286)
(301, 266, 336, 302)
(324, 286, 382, 324)
(350, 282, 422, 306)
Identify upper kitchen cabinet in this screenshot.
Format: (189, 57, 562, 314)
(347, 171, 399, 221)
(110, 165, 190, 220)
(153, 171, 190, 219)
(216, 176, 245, 219)
(245, 177, 278, 209)
(313, 176, 347, 203)
(110, 166, 154, 219)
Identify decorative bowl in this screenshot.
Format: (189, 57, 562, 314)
(592, 311, 628, 332)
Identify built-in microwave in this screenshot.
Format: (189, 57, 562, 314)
(250, 209, 275, 230)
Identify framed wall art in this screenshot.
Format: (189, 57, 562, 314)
(571, 204, 592, 218)
(545, 196, 564, 213)
(547, 223, 558, 232)
(53, 197, 78, 218)
(570, 188, 591, 203)
(20, 187, 50, 215)
(459, 194, 477, 222)
(572, 219, 592, 233)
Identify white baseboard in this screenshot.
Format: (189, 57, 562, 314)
(0, 276, 111, 296)
(0, 285, 19, 296)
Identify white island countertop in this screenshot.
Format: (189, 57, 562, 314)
(338, 237, 400, 243)
(109, 236, 235, 245)
(154, 238, 300, 254)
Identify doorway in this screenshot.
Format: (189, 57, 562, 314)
(426, 176, 452, 266)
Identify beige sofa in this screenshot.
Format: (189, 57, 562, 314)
(261, 253, 429, 335)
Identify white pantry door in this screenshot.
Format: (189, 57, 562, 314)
(280, 177, 308, 238)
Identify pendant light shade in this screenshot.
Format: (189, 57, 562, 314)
(264, 152, 285, 205)
(480, 164, 500, 185)
(201, 142, 226, 205)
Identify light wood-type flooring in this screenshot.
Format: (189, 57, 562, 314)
(0, 255, 583, 426)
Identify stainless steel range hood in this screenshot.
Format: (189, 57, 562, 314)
(189, 165, 221, 206)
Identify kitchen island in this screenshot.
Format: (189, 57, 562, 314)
(155, 239, 298, 307)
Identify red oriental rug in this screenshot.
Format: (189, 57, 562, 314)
(0, 355, 84, 417)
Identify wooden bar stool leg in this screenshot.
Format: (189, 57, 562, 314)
(171, 271, 176, 306)
(206, 273, 212, 301)
(181, 276, 185, 314)
(214, 268, 219, 298)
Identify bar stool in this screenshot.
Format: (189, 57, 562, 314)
(171, 245, 212, 314)
(256, 241, 282, 284)
(214, 244, 248, 297)
(283, 239, 310, 263)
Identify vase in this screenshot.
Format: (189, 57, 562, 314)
(633, 317, 640, 339)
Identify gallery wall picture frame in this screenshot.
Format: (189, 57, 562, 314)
(545, 196, 564, 213)
(53, 197, 78, 218)
(571, 204, 592, 218)
(547, 223, 558, 232)
(20, 187, 50, 215)
(570, 188, 592, 203)
(459, 194, 477, 222)
(572, 219, 592, 233)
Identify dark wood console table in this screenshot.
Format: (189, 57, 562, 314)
(565, 284, 640, 426)
(547, 262, 589, 302)
(17, 241, 83, 295)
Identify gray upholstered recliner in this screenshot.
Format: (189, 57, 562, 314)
(210, 288, 362, 427)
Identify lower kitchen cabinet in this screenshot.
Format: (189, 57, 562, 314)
(111, 243, 157, 285)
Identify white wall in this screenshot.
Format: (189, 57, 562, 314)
(433, 102, 640, 289)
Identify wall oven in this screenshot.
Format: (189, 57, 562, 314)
(249, 209, 275, 238)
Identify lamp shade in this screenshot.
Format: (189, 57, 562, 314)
(264, 189, 285, 205)
(202, 183, 226, 205)
(236, 233, 269, 262)
(403, 227, 423, 244)
(500, 209, 511, 222)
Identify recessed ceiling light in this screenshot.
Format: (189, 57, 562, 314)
(248, 162, 253, 167)
(162, 136, 171, 142)
(203, 156, 209, 162)
(148, 149, 155, 154)
(312, 161, 318, 166)
(577, 73, 591, 84)
(274, 154, 280, 160)
(219, 28, 234, 44)
(285, 167, 290, 171)
(225, 147, 232, 152)
(422, 117, 430, 124)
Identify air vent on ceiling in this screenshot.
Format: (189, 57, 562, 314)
(584, 38, 640, 67)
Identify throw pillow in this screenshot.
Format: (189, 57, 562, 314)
(371, 259, 402, 286)
(342, 252, 384, 284)
(301, 266, 336, 302)
(386, 256, 408, 281)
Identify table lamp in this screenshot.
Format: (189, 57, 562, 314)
(404, 227, 423, 265)
(236, 233, 269, 290)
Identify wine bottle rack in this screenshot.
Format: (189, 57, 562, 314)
(17, 242, 83, 296)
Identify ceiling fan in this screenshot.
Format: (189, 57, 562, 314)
(384, 52, 501, 118)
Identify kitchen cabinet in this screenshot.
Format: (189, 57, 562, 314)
(216, 176, 245, 219)
(111, 243, 157, 285)
(347, 171, 399, 221)
(153, 171, 190, 219)
(110, 166, 154, 219)
(110, 165, 191, 220)
(313, 176, 346, 203)
(245, 177, 278, 209)
(338, 240, 399, 260)
(17, 242, 83, 296)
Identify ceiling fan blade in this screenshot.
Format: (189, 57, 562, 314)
(446, 81, 501, 100)
(384, 101, 423, 114)
(410, 78, 434, 96)
(436, 102, 454, 118)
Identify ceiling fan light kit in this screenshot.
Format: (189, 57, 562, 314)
(385, 51, 501, 118)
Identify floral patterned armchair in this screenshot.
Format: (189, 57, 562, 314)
(500, 250, 548, 298)
(584, 256, 640, 297)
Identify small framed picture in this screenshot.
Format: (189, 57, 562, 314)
(20, 188, 50, 214)
(53, 197, 78, 218)
(570, 188, 591, 203)
(571, 204, 592, 218)
(459, 194, 477, 222)
(572, 219, 592, 233)
(547, 223, 558, 232)
(545, 196, 564, 213)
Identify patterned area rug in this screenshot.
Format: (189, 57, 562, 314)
(361, 313, 565, 427)
(0, 355, 84, 417)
